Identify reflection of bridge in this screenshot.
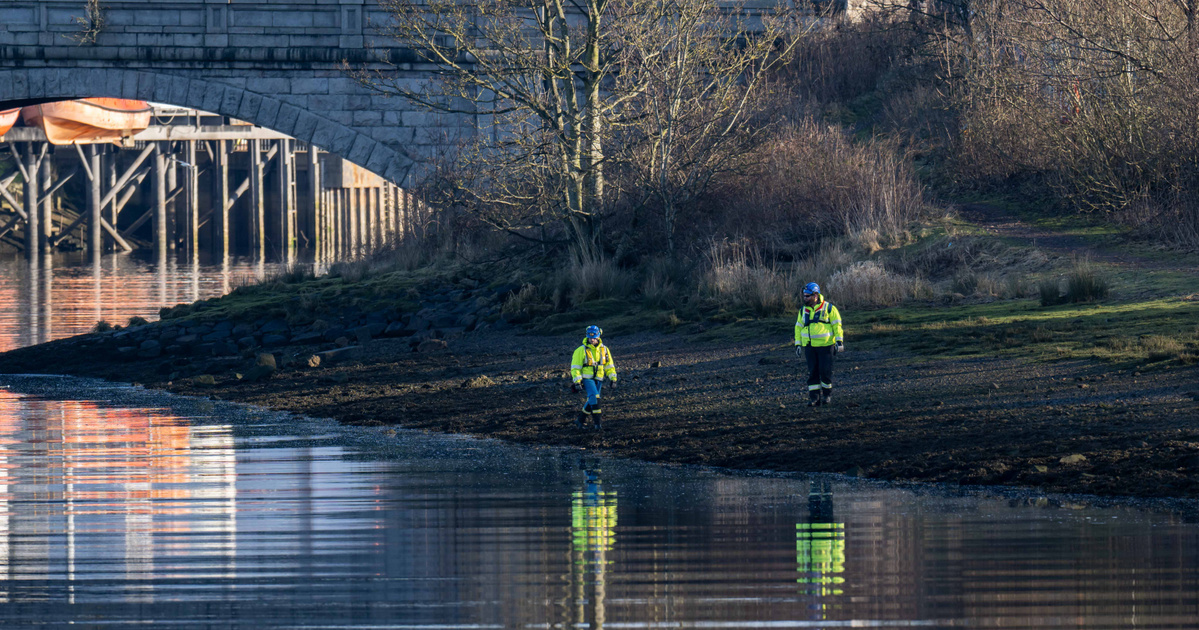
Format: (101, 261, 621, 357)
(1, 105, 422, 261)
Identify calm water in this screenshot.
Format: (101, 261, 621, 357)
(0, 376, 1193, 628)
(0, 253, 308, 352)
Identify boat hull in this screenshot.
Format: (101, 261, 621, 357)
(0, 109, 18, 139)
(22, 98, 152, 145)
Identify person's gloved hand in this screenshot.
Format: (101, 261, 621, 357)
(609, 380, 617, 391)
(794, 345, 804, 358)
(836, 342, 845, 354)
(571, 382, 580, 394)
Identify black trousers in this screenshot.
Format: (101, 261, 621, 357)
(803, 345, 834, 393)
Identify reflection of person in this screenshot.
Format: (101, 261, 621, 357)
(570, 325, 618, 430)
(570, 469, 617, 630)
(796, 478, 845, 604)
(793, 282, 844, 407)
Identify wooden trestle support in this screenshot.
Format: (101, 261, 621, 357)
(0, 128, 422, 263)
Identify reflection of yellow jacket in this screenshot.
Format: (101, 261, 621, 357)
(570, 340, 618, 383)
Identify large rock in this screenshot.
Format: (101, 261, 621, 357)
(262, 334, 290, 347)
(255, 353, 277, 370)
(417, 338, 448, 353)
(259, 319, 290, 334)
(291, 331, 324, 345)
(203, 330, 232, 342)
(383, 322, 413, 337)
(240, 365, 274, 383)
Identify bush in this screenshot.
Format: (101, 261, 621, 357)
(91, 320, 112, 333)
(705, 120, 925, 248)
(702, 239, 797, 316)
(564, 254, 634, 305)
(1064, 259, 1109, 303)
(828, 261, 913, 308)
(1038, 279, 1062, 306)
(127, 315, 149, 327)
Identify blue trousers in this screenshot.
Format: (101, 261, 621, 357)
(582, 379, 603, 409)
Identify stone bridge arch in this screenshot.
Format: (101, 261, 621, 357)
(0, 67, 416, 185)
(0, 0, 485, 186)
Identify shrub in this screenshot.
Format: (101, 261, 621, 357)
(707, 120, 925, 247)
(1038, 279, 1062, 306)
(127, 315, 149, 327)
(1064, 259, 1109, 303)
(702, 240, 796, 316)
(828, 261, 912, 308)
(91, 320, 112, 333)
(564, 254, 634, 305)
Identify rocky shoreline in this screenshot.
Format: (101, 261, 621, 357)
(2, 296, 1198, 504)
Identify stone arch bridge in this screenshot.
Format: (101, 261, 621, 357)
(0, 0, 450, 185)
(0, 0, 862, 184)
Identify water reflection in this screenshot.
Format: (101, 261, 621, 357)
(0, 388, 237, 604)
(0, 377, 1196, 627)
(797, 477, 845, 608)
(0, 253, 309, 352)
(570, 468, 617, 629)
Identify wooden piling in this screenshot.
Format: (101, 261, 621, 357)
(213, 139, 230, 259)
(153, 144, 168, 260)
(249, 139, 265, 259)
(40, 155, 53, 243)
(186, 141, 199, 261)
(307, 146, 321, 255)
(89, 145, 103, 258)
(277, 138, 295, 261)
(24, 144, 40, 259)
(166, 147, 178, 250)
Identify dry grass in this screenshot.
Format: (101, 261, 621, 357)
(828, 261, 915, 308)
(702, 239, 798, 316)
(710, 120, 925, 247)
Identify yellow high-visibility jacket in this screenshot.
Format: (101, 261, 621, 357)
(570, 340, 618, 383)
(794, 298, 843, 348)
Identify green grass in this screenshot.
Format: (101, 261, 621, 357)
(850, 297, 1199, 368)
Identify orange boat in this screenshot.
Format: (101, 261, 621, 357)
(0, 108, 18, 139)
(21, 98, 152, 145)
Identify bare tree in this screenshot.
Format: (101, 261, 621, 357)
(615, 0, 808, 253)
(354, 0, 802, 253)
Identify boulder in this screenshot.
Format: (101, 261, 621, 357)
(259, 319, 289, 334)
(417, 338, 448, 353)
(255, 353, 277, 370)
(290, 331, 324, 345)
(241, 365, 274, 383)
(262, 334, 290, 347)
(383, 322, 413, 337)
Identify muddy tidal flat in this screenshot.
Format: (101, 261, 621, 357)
(3, 325, 1198, 502)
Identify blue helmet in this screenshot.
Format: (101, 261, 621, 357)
(585, 325, 602, 339)
(803, 282, 821, 296)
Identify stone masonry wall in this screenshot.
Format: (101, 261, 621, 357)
(0, 0, 462, 185)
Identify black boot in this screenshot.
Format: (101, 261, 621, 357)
(808, 391, 821, 407)
(575, 412, 588, 428)
(821, 389, 832, 405)
(592, 409, 603, 430)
